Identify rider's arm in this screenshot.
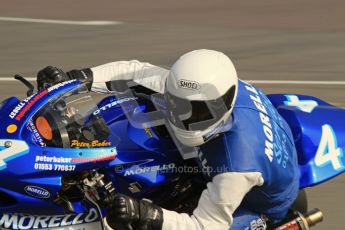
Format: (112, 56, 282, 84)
(162, 171, 264, 230)
(90, 60, 169, 94)
(37, 61, 168, 93)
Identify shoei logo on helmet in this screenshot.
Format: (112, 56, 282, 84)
(178, 79, 200, 90)
(36, 116, 53, 141)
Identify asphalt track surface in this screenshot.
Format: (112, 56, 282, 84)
(0, 1, 344, 229)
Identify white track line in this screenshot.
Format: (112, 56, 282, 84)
(0, 17, 122, 26)
(0, 78, 345, 85)
(0, 77, 36, 81)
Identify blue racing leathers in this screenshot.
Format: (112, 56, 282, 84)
(199, 80, 299, 220)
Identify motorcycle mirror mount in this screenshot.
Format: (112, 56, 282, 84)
(14, 74, 35, 97)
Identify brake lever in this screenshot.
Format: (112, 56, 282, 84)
(84, 190, 107, 230)
(14, 74, 35, 97)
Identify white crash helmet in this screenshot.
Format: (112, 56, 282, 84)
(165, 49, 238, 147)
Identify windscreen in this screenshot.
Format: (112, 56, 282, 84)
(24, 84, 117, 148)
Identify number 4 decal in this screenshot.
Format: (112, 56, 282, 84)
(0, 140, 29, 170)
(314, 125, 344, 170)
(284, 95, 318, 113)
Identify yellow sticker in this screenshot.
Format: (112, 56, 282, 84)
(71, 140, 112, 148)
(144, 127, 153, 137)
(7, 124, 17, 133)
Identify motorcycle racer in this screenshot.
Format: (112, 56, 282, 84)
(37, 49, 299, 230)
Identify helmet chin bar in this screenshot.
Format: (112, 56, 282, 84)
(169, 110, 233, 148)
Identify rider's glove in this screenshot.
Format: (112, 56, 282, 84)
(37, 66, 93, 91)
(103, 193, 163, 230)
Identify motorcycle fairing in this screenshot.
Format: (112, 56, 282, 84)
(0, 80, 80, 139)
(268, 94, 345, 188)
(0, 81, 184, 215)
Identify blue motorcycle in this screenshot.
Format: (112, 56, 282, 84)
(0, 75, 342, 229)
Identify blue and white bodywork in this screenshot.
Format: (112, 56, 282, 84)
(0, 79, 343, 229)
(268, 94, 345, 188)
(0, 81, 183, 229)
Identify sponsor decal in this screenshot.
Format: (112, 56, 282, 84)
(244, 82, 290, 168)
(177, 79, 200, 90)
(6, 124, 17, 134)
(203, 120, 224, 143)
(197, 149, 211, 177)
(0, 208, 99, 230)
(35, 116, 53, 141)
(93, 97, 137, 115)
(245, 83, 274, 162)
(124, 163, 175, 176)
(9, 80, 76, 121)
(46, 80, 76, 92)
(34, 152, 116, 171)
(35, 155, 75, 172)
(244, 216, 267, 230)
(35, 156, 72, 163)
(128, 182, 142, 193)
(10, 90, 48, 121)
(34, 163, 76, 172)
(24, 185, 50, 199)
(71, 140, 111, 148)
(144, 127, 153, 138)
(71, 155, 116, 163)
(27, 119, 45, 146)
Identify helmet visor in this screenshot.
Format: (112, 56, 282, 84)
(165, 85, 236, 131)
